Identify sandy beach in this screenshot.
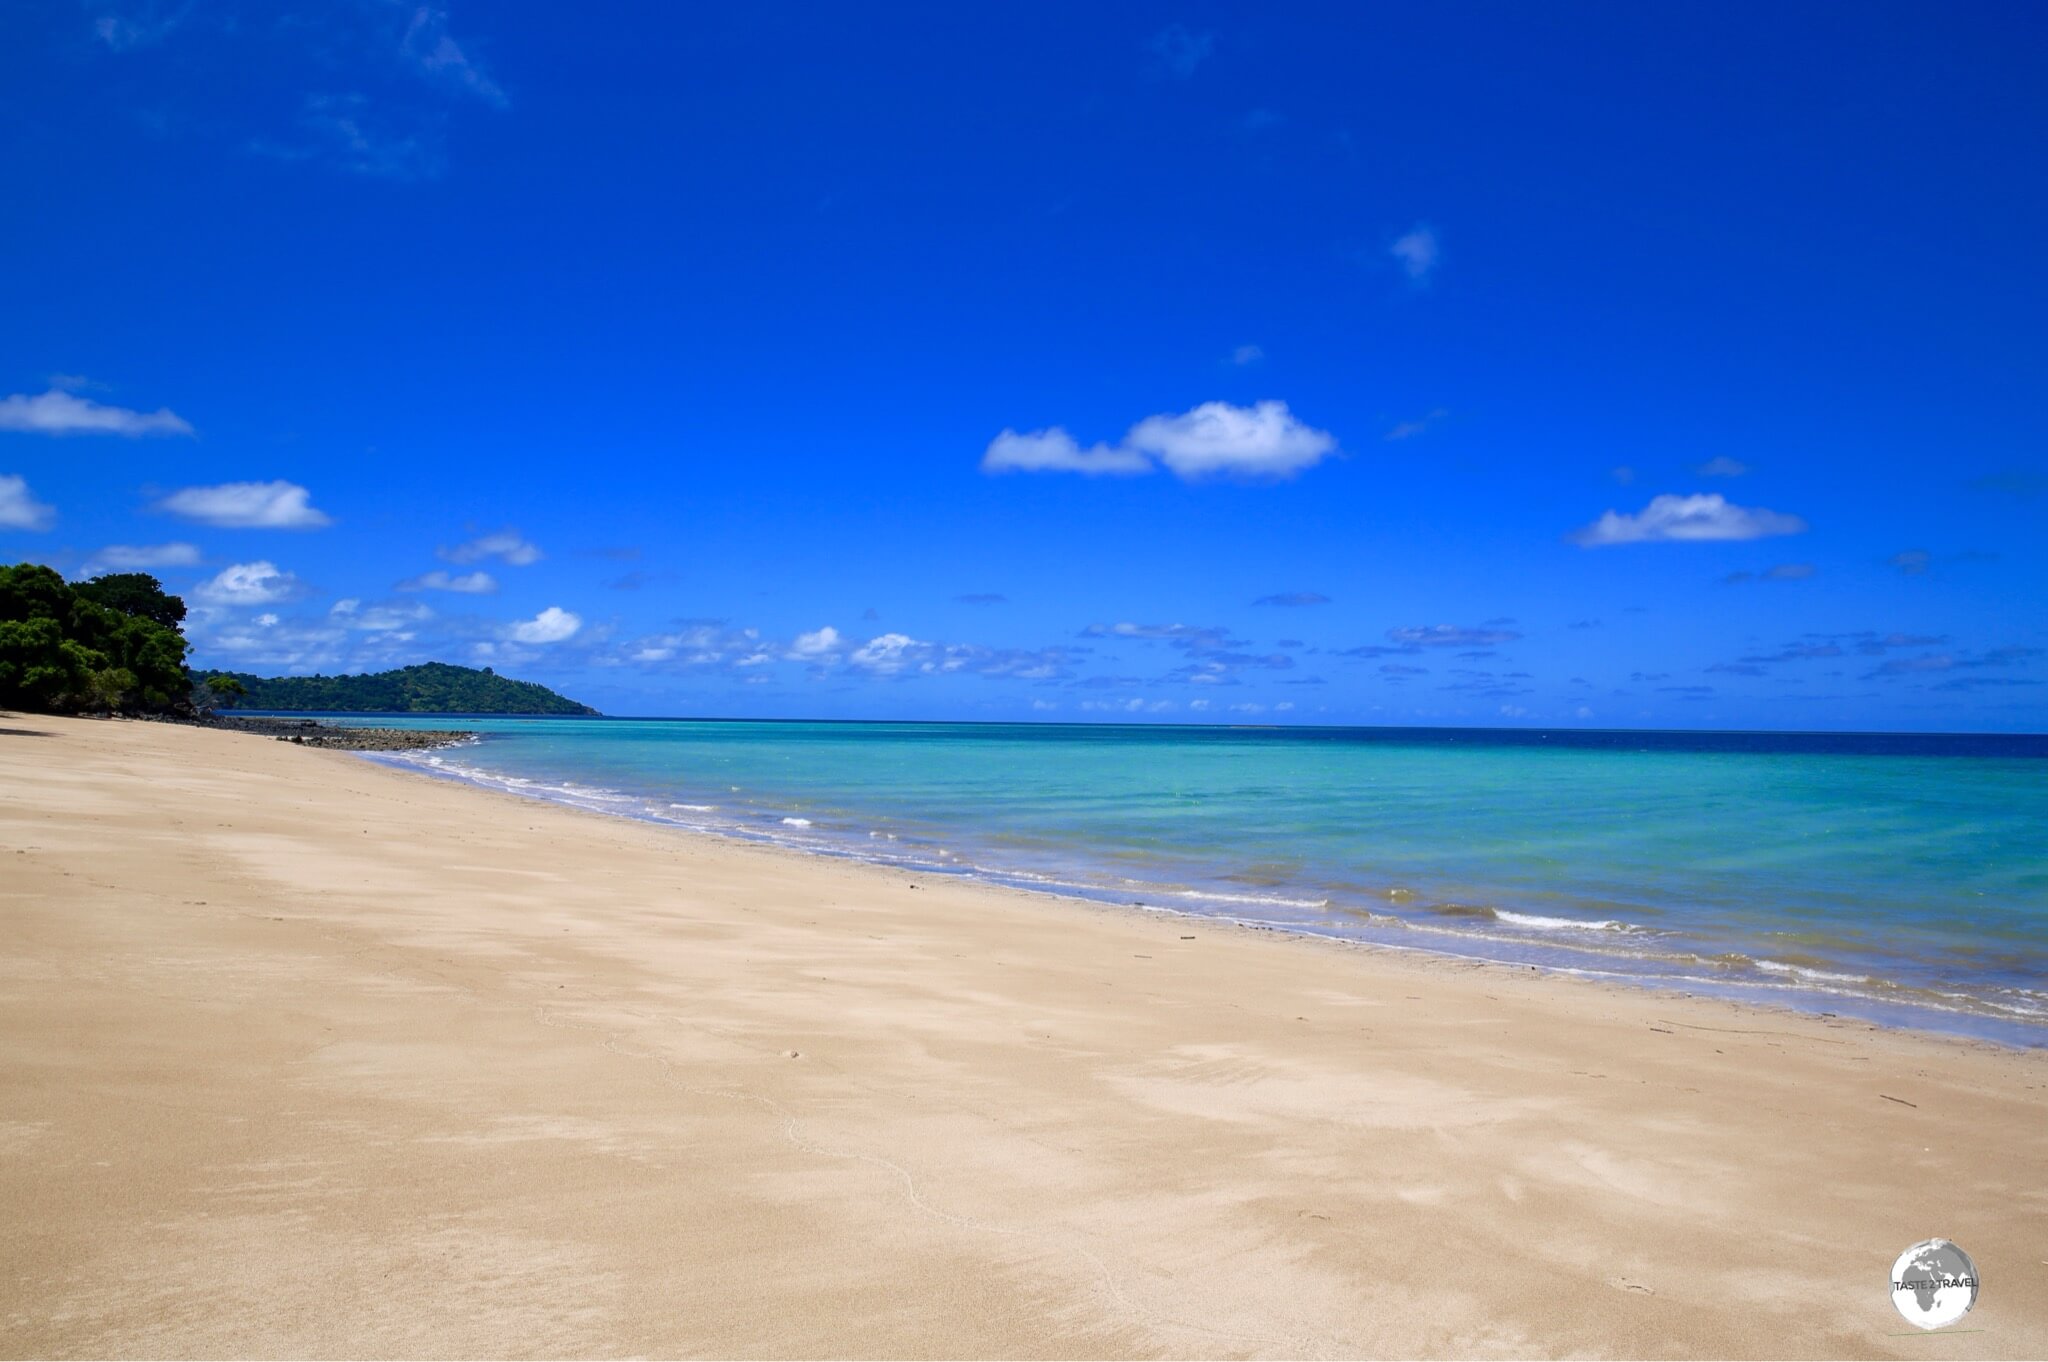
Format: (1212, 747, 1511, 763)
(2, 715, 2044, 1359)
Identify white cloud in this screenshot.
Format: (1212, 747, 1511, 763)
(160, 480, 331, 528)
(508, 606, 581, 644)
(1385, 408, 1447, 441)
(981, 428, 1152, 476)
(615, 623, 766, 669)
(1082, 698, 1178, 714)
(277, 93, 445, 182)
(787, 626, 844, 660)
(0, 389, 193, 437)
(440, 529, 541, 565)
(1127, 400, 1337, 479)
(91, 4, 190, 51)
(401, 5, 509, 108)
(334, 601, 432, 632)
(1694, 456, 1750, 477)
(1571, 493, 1808, 547)
(0, 474, 56, 530)
(396, 569, 498, 594)
(1229, 344, 1265, 365)
(985, 400, 1338, 482)
(80, 542, 202, 575)
(849, 633, 921, 673)
(194, 561, 302, 606)
(1387, 624, 1523, 648)
(1389, 224, 1440, 282)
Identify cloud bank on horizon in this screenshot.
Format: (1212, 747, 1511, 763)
(2, 3, 2042, 730)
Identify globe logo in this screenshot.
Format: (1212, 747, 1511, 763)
(1889, 1239, 1979, 1330)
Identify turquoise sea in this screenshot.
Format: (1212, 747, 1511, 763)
(311, 717, 2048, 1046)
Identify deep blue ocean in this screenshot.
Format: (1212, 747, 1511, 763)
(298, 716, 2048, 1046)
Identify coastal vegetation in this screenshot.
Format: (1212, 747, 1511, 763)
(205, 661, 598, 715)
(1, 561, 594, 717)
(0, 563, 190, 713)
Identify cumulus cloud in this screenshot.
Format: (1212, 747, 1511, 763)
(617, 621, 1076, 684)
(849, 633, 924, 675)
(1129, 401, 1336, 479)
(160, 480, 331, 528)
(331, 600, 432, 633)
(397, 569, 497, 594)
(1570, 493, 1806, 547)
(0, 474, 56, 530)
(986, 400, 1338, 482)
(0, 388, 193, 437)
(980, 428, 1151, 477)
(1389, 224, 1439, 282)
(440, 529, 541, 566)
(1229, 344, 1265, 365)
(507, 606, 581, 644)
(621, 622, 762, 666)
(1693, 456, 1750, 478)
(80, 542, 202, 576)
(193, 561, 303, 606)
(787, 626, 844, 660)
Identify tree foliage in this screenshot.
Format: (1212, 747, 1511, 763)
(0, 563, 192, 713)
(74, 572, 187, 630)
(206, 661, 598, 715)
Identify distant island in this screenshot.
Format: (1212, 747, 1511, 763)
(208, 662, 599, 716)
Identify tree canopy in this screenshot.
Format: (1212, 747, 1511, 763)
(207, 661, 598, 715)
(73, 572, 187, 630)
(0, 564, 191, 713)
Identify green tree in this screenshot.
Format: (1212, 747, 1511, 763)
(87, 666, 140, 712)
(0, 617, 97, 710)
(0, 562, 192, 714)
(0, 563, 75, 626)
(74, 573, 186, 630)
(203, 674, 249, 709)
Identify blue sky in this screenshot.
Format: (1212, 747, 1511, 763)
(3, 2, 2044, 728)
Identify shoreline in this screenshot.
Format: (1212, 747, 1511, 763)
(362, 733, 2048, 1051)
(4, 714, 2045, 1357)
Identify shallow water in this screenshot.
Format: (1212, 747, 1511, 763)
(293, 715, 2048, 1046)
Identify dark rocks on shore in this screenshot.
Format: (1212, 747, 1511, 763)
(189, 715, 477, 752)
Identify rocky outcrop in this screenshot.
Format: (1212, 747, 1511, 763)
(194, 716, 477, 752)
